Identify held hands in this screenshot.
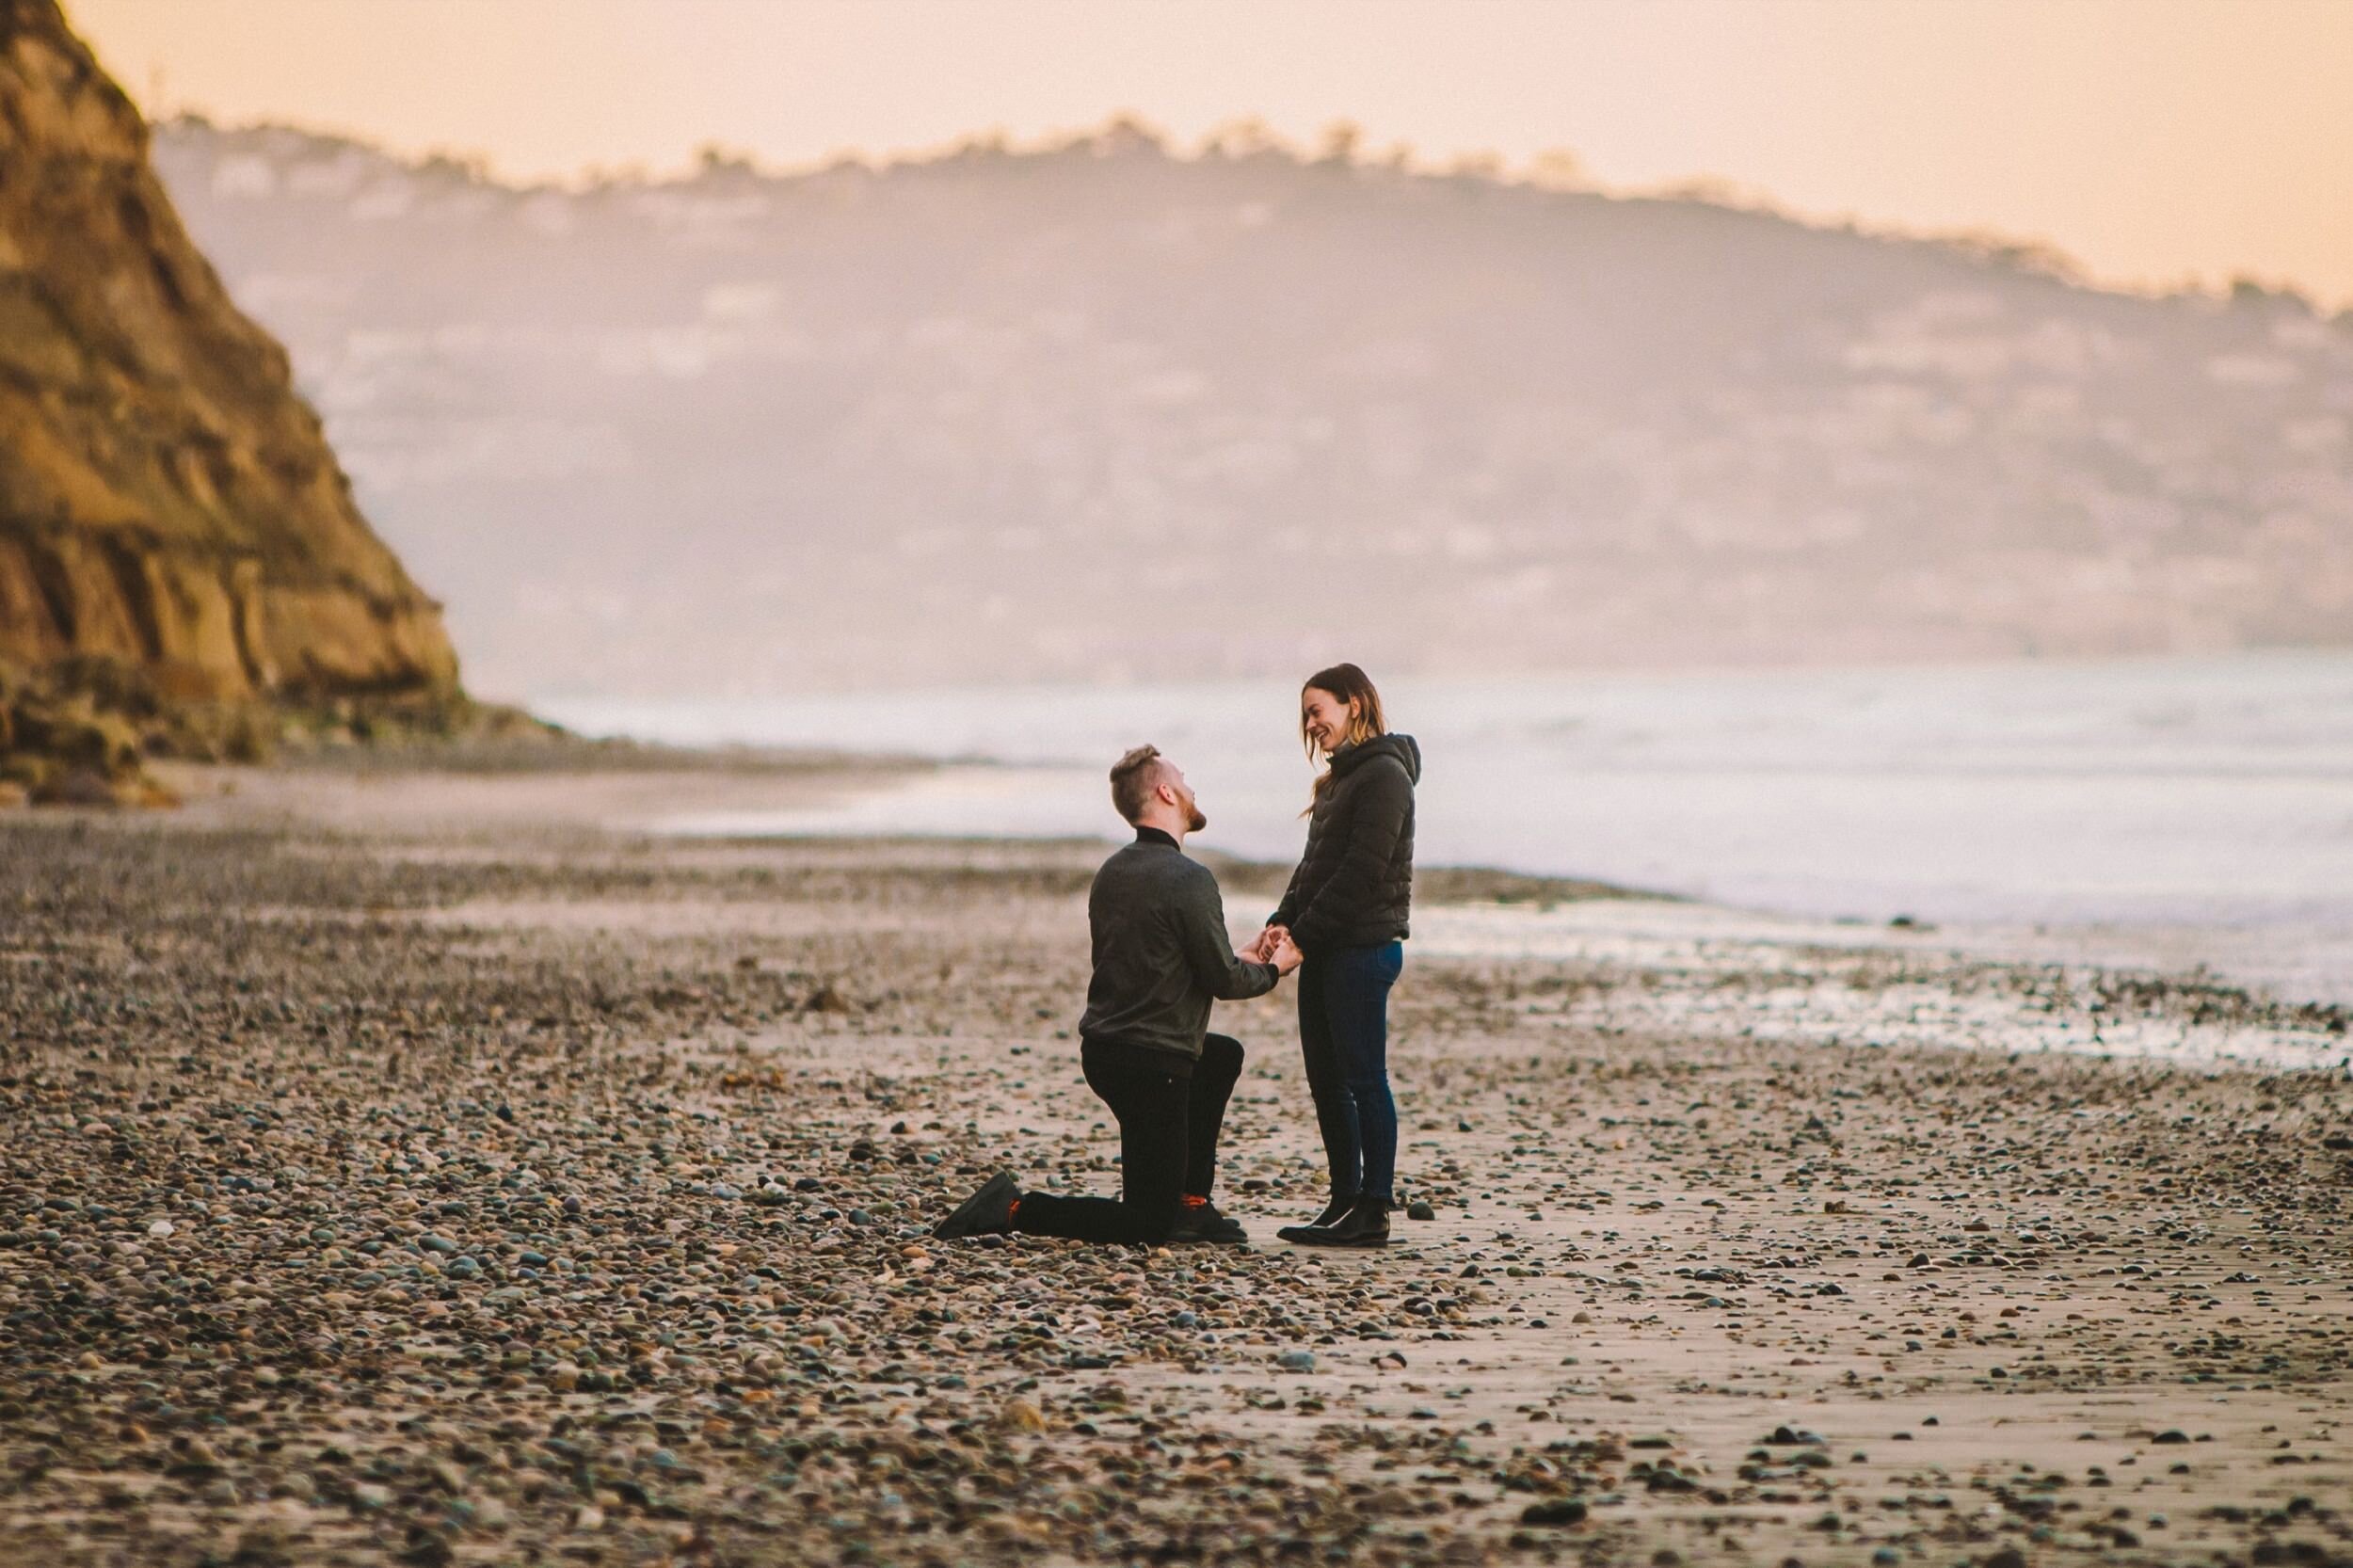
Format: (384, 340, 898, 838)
(1245, 923, 1302, 975)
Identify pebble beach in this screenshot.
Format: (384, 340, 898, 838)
(4, 757, 2351, 1568)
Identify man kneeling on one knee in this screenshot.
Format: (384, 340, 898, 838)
(936, 745, 1302, 1245)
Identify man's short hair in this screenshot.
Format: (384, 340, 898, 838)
(1110, 744, 1166, 824)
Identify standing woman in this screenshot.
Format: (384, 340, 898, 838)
(1257, 664, 1420, 1248)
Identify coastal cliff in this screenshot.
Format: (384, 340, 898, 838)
(0, 0, 464, 800)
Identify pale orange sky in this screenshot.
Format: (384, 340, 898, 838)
(71, 0, 2353, 309)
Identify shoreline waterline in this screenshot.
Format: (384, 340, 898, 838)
(537, 649, 2353, 1015)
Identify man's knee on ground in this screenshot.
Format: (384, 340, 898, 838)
(1122, 1192, 1185, 1243)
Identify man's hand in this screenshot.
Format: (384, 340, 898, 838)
(1269, 931, 1304, 976)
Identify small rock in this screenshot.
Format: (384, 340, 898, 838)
(1275, 1350, 1316, 1372)
(1520, 1499, 1587, 1526)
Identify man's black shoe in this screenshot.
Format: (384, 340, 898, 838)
(1274, 1192, 1357, 1243)
(1281, 1194, 1390, 1249)
(934, 1172, 1020, 1240)
(1169, 1199, 1248, 1245)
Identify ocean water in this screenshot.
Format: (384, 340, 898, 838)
(537, 651, 2353, 1002)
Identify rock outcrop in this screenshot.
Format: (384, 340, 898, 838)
(0, 0, 458, 733)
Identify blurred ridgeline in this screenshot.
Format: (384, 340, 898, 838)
(153, 118, 2353, 701)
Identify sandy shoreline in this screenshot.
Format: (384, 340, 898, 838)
(3, 758, 2350, 1567)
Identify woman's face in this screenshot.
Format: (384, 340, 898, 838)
(1302, 687, 1356, 757)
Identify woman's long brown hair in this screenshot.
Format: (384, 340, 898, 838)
(1301, 663, 1387, 810)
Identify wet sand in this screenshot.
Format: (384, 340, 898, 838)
(3, 758, 2350, 1568)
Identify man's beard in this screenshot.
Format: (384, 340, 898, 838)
(1186, 804, 1209, 833)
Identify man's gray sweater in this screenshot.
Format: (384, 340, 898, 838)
(1077, 827, 1280, 1070)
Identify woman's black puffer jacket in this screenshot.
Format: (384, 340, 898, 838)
(1269, 733, 1420, 952)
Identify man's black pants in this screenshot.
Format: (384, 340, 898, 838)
(1009, 1033, 1243, 1243)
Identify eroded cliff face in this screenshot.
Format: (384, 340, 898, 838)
(0, 0, 457, 709)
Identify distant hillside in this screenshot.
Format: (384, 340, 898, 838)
(152, 117, 2353, 700)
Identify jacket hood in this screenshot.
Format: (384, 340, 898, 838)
(1333, 732, 1421, 784)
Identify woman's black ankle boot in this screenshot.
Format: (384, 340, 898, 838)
(1276, 1192, 1357, 1243)
(1284, 1194, 1390, 1249)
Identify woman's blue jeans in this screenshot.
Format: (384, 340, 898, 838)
(1297, 941, 1403, 1206)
